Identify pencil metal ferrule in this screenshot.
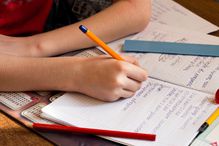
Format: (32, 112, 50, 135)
(198, 122, 208, 133)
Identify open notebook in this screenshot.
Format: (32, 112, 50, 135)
(41, 23, 219, 146)
(41, 78, 217, 146)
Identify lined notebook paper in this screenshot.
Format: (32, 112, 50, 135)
(42, 78, 217, 146)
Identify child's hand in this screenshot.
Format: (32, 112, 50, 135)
(64, 55, 147, 102)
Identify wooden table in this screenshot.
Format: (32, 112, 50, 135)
(175, 0, 219, 36)
(1, 0, 219, 145)
(0, 111, 53, 146)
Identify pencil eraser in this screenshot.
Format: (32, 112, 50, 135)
(215, 89, 219, 104)
(79, 25, 87, 33)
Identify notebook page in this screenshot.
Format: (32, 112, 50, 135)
(42, 78, 217, 146)
(152, 0, 219, 33)
(131, 23, 219, 94)
(108, 22, 219, 94)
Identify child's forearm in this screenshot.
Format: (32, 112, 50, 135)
(0, 55, 147, 101)
(30, 0, 151, 57)
(0, 55, 79, 91)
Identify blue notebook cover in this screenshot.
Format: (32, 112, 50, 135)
(123, 40, 219, 57)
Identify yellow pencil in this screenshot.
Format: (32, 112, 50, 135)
(198, 108, 219, 133)
(79, 25, 124, 61)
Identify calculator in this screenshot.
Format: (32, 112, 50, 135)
(21, 103, 54, 124)
(0, 92, 39, 110)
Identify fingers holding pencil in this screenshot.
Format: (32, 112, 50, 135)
(78, 25, 148, 101)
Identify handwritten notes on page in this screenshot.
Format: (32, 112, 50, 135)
(107, 22, 219, 94)
(131, 23, 219, 94)
(42, 78, 217, 146)
(152, 0, 219, 33)
(139, 55, 219, 94)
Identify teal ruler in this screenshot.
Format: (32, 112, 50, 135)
(123, 40, 219, 57)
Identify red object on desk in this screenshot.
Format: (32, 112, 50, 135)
(215, 89, 219, 104)
(33, 123, 156, 141)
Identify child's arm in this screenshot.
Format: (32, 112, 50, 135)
(0, 55, 147, 101)
(0, 0, 151, 57)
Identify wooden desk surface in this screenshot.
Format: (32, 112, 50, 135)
(1, 0, 219, 145)
(0, 111, 53, 146)
(175, 0, 219, 36)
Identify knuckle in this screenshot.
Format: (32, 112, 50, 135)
(114, 61, 125, 72)
(112, 76, 124, 88)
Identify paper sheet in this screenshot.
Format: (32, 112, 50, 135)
(151, 0, 219, 33)
(108, 22, 219, 94)
(206, 124, 219, 143)
(42, 78, 217, 146)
